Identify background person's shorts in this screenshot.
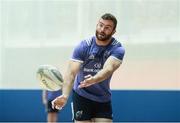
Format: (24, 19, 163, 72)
(72, 90, 113, 121)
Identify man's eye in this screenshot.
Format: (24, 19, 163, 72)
(99, 24, 103, 27)
(105, 27, 109, 29)
(104, 26, 111, 30)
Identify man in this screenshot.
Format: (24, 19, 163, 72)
(52, 13, 125, 122)
(42, 90, 61, 122)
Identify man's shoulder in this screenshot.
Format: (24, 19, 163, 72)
(80, 36, 95, 46)
(110, 38, 125, 52)
(111, 37, 122, 47)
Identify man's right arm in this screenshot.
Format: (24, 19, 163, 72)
(51, 60, 81, 109)
(62, 60, 81, 98)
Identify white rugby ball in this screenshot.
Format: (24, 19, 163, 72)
(36, 65, 63, 91)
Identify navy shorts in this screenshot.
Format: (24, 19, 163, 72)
(72, 90, 113, 121)
(46, 100, 59, 113)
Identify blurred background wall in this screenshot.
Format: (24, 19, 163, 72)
(0, 0, 179, 122)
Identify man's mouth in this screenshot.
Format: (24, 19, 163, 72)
(99, 33, 105, 37)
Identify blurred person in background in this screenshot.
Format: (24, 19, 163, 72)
(42, 90, 61, 123)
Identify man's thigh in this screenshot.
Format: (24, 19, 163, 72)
(72, 91, 93, 121)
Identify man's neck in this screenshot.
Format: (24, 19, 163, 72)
(95, 38, 112, 46)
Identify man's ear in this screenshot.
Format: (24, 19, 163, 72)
(112, 30, 116, 35)
(96, 23, 98, 28)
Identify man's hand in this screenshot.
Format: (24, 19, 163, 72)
(51, 95, 68, 110)
(78, 74, 96, 88)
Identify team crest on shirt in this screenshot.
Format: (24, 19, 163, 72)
(88, 54, 95, 59)
(75, 110, 83, 119)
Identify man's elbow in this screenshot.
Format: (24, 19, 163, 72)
(105, 66, 115, 76)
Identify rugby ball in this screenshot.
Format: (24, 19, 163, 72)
(36, 65, 63, 91)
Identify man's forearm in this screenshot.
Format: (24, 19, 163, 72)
(93, 57, 121, 83)
(62, 73, 75, 98)
(93, 66, 114, 83)
(78, 57, 122, 88)
(62, 60, 81, 98)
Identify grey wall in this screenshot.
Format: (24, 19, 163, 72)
(0, 0, 179, 89)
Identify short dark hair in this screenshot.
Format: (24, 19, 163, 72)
(101, 13, 117, 30)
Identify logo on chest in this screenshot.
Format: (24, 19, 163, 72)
(88, 54, 95, 60)
(94, 63, 101, 69)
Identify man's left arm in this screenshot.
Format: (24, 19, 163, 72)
(79, 56, 122, 88)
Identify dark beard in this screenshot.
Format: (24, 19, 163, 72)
(95, 30, 112, 41)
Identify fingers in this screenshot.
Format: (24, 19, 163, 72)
(78, 82, 87, 88)
(51, 100, 63, 110)
(78, 74, 94, 88)
(78, 80, 92, 88)
(55, 105, 62, 110)
(51, 98, 62, 110)
(84, 74, 92, 79)
(51, 95, 67, 110)
(78, 79, 88, 88)
(51, 99, 55, 109)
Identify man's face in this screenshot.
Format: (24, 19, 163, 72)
(96, 19, 116, 41)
